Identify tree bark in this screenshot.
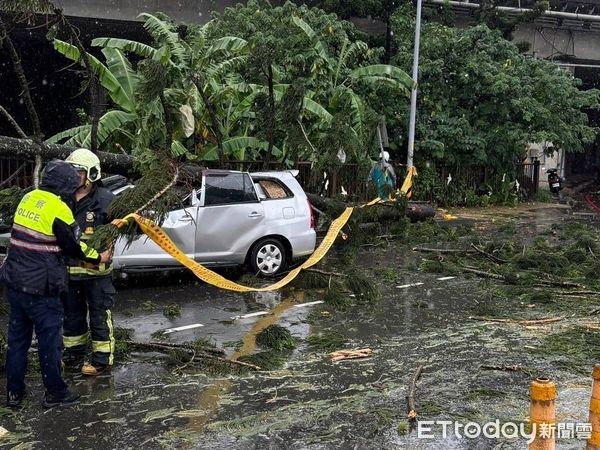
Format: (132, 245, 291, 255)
(0, 135, 137, 176)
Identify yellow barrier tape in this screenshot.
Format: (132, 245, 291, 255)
(400, 166, 417, 199)
(113, 207, 354, 293)
(111, 166, 417, 293)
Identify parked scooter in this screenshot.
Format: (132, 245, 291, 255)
(546, 168, 563, 194)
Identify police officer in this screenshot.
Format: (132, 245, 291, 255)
(62, 149, 116, 376)
(1, 160, 110, 408)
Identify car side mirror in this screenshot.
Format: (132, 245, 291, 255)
(190, 189, 200, 206)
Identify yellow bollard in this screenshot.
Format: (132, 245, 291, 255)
(588, 364, 600, 450)
(530, 377, 556, 450)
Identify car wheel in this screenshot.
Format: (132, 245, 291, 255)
(250, 238, 287, 277)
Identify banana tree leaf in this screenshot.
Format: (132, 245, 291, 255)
(171, 140, 188, 157)
(102, 47, 138, 102)
(138, 13, 186, 65)
(66, 110, 136, 149)
(292, 16, 332, 65)
(92, 37, 157, 59)
(53, 39, 134, 112)
(206, 36, 249, 56)
(350, 65, 413, 93)
(200, 144, 219, 161)
(46, 125, 91, 144)
(353, 75, 411, 96)
(222, 136, 281, 157)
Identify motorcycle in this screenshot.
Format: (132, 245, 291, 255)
(546, 168, 562, 194)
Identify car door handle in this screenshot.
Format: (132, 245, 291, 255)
(179, 216, 194, 222)
(248, 212, 263, 218)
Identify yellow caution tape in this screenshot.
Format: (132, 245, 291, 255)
(113, 207, 354, 293)
(400, 166, 417, 199)
(111, 167, 417, 292)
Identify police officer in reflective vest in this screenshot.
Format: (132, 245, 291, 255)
(62, 149, 117, 376)
(1, 160, 110, 408)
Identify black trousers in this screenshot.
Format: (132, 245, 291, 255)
(6, 287, 69, 397)
(62, 277, 116, 366)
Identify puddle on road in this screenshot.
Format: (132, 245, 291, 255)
(186, 292, 303, 434)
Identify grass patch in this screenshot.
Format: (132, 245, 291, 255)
(256, 325, 296, 351)
(143, 301, 157, 311)
(163, 303, 181, 319)
(307, 330, 347, 351)
(237, 350, 288, 371)
(539, 326, 600, 374)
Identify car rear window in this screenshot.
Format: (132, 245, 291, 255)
(204, 173, 258, 205)
(255, 179, 292, 199)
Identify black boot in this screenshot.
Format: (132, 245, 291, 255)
(6, 391, 25, 408)
(42, 390, 80, 409)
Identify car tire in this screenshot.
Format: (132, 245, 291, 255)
(249, 238, 287, 277)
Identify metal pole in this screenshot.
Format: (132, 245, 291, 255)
(407, 0, 423, 169)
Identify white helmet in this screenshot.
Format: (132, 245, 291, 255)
(65, 148, 101, 182)
(379, 151, 390, 162)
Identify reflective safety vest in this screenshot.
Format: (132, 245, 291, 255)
(1, 189, 96, 295)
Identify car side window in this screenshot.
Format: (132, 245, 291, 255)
(204, 173, 258, 206)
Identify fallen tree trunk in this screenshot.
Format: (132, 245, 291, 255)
(0, 136, 207, 180)
(306, 193, 435, 223)
(0, 135, 137, 176)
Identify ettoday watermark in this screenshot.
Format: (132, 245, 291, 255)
(417, 420, 592, 443)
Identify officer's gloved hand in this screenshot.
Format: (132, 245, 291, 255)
(100, 250, 112, 264)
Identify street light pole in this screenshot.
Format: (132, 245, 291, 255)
(406, 0, 423, 169)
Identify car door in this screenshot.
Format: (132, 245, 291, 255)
(112, 199, 199, 268)
(194, 172, 266, 265)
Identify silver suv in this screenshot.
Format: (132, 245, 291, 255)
(112, 169, 316, 277)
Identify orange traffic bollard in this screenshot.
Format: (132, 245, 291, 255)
(588, 364, 600, 449)
(530, 377, 556, 450)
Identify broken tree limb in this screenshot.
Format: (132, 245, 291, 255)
(305, 268, 348, 278)
(469, 316, 562, 326)
(407, 364, 423, 422)
(328, 348, 372, 362)
(461, 266, 505, 280)
(470, 243, 508, 264)
(123, 340, 262, 371)
(0, 135, 137, 176)
(480, 364, 523, 372)
(461, 265, 583, 288)
(413, 247, 476, 254)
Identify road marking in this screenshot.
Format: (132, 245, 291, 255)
(396, 282, 424, 289)
(294, 300, 324, 308)
(437, 276, 456, 281)
(231, 311, 270, 320)
(163, 323, 204, 334)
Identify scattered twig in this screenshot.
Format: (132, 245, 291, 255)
(413, 247, 476, 254)
(407, 364, 423, 423)
(122, 340, 261, 370)
(480, 364, 523, 372)
(174, 348, 196, 372)
(556, 290, 600, 296)
(306, 268, 348, 278)
(469, 316, 562, 326)
(589, 247, 598, 260)
(470, 243, 508, 264)
(329, 348, 372, 362)
(462, 266, 504, 280)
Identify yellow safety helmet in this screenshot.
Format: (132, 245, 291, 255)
(65, 148, 101, 183)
